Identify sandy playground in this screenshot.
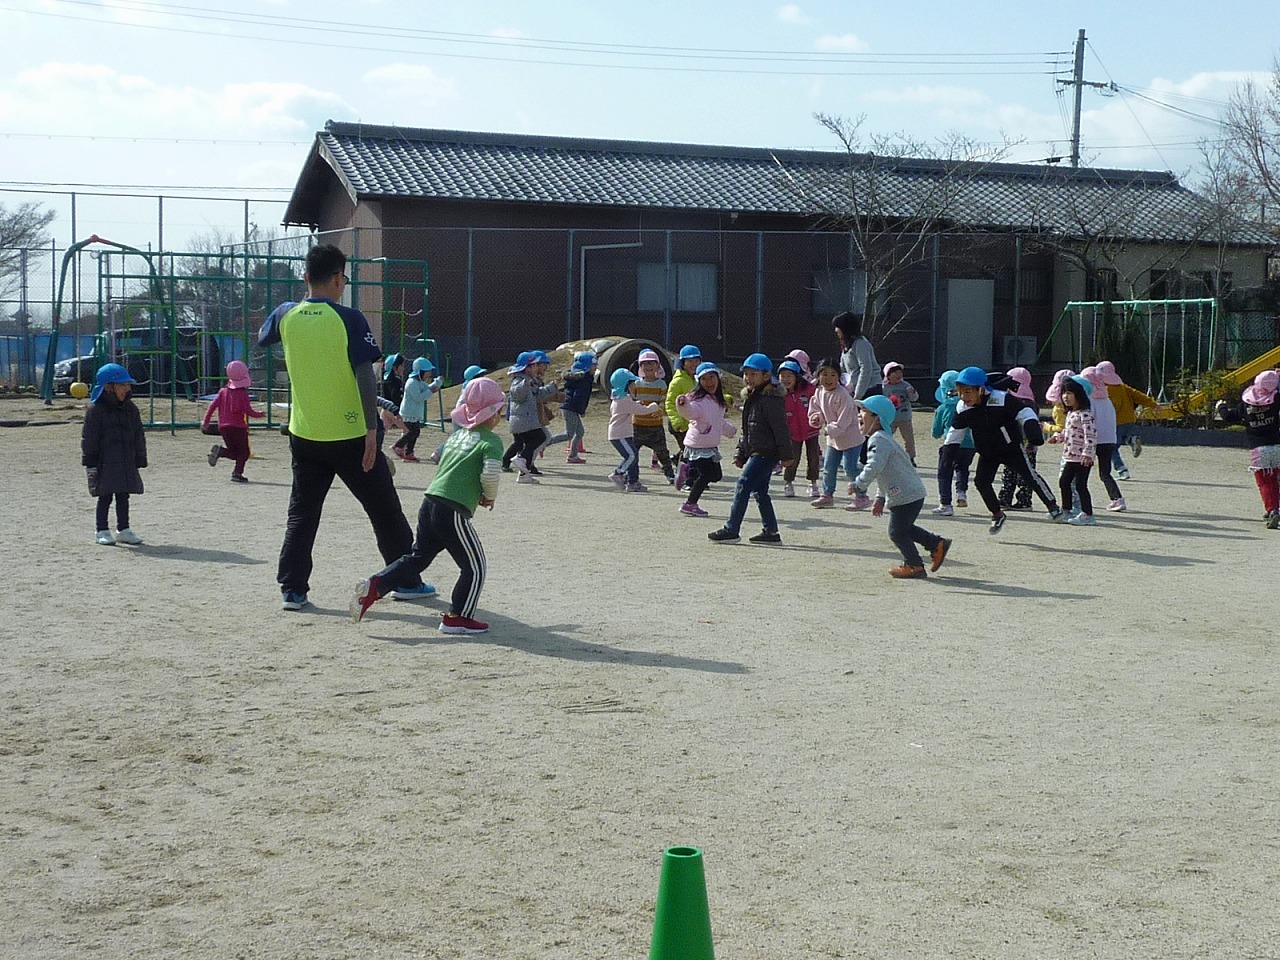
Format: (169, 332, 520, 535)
(2, 393, 1278, 960)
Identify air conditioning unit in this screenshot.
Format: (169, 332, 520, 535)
(1002, 335, 1037, 365)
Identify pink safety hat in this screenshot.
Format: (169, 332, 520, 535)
(787, 349, 811, 369)
(1078, 366, 1106, 399)
(1243, 370, 1279, 407)
(451, 377, 506, 429)
(1005, 366, 1034, 401)
(881, 361, 904, 379)
(637, 349, 661, 366)
(1045, 368, 1075, 404)
(226, 359, 252, 388)
(1095, 360, 1124, 385)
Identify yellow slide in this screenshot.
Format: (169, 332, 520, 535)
(1147, 343, 1280, 418)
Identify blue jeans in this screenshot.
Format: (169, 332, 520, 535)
(725, 455, 779, 535)
(1112, 423, 1135, 471)
(822, 444, 861, 496)
(936, 444, 974, 505)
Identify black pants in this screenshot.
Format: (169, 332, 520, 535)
(974, 446, 1057, 515)
(504, 428, 545, 468)
(278, 434, 417, 596)
(374, 494, 486, 618)
(634, 424, 673, 476)
(685, 458, 723, 504)
(1094, 443, 1123, 500)
(393, 421, 421, 455)
(1059, 461, 1094, 516)
(887, 498, 941, 568)
(96, 493, 130, 531)
(936, 445, 975, 505)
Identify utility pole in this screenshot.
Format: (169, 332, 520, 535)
(1057, 29, 1109, 168)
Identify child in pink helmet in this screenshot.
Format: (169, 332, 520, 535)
(202, 359, 265, 482)
(1216, 370, 1280, 528)
(880, 362, 919, 464)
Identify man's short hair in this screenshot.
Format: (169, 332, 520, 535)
(305, 244, 347, 283)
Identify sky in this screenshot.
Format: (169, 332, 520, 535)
(1, 0, 1277, 255)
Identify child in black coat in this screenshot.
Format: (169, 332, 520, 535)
(81, 363, 147, 545)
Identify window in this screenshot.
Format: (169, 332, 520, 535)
(636, 262, 718, 312)
(1018, 269, 1050, 303)
(812, 268, 866, 316)
(1085, 267, 1118, 302)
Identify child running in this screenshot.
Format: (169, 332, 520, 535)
(1047, 376, 1099, 526)
(778, 358, 821, 499)
(632, 349, 675, 483)
(503, 351, 559, 483)
(82, 363, 147, 546)
(930, 369, 975, 515)
(349, 376, 507, 634)
(708, 353, 794, 544)
(674, 361, 737, 517)
(997, 366, 1039, 511)
(608, 368, 659, 493)
(1095, 360, 1161, 481)
(392, 357, 442, 462)
(1079, 366, 1126, 511)
(1216, 370, 1280, 528)
(807, 356, 865, 508)
(202, 359, 265, 482)
(952, 366, 1061, 534)
(850, 395, 951, 578)
(879, 362, 919, 464)
(557, 351, 596, 463)
(666, 344, 702, 489)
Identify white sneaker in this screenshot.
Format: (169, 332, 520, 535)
(516, 472, 539, 484)
(1107, 497, 1126, 512)
(95, 530, 115, 546)
(783, 482, 795, 498)
(114, 528, 143, 545)
(512, 455, 528, 475)
(1067, 513, 1098, 526)
(932, 504, 954, 516)
(808, 483, 821, 499)
(955, 496, 967, 508)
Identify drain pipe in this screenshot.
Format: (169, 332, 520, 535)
(580, 241, 643, 340)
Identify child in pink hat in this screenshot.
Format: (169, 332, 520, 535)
(880, 361, 919, 464)
(1216, 370, 1280, 527)
(1079, 366, 1125, 511)
(1094, 360, 1161, 480)
(201, 359, 264, 482)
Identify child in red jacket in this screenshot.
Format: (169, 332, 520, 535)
(778, 359, 820, 499)
(202, 360, 265, 482)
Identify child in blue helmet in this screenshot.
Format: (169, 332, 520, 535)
(709, 353, 794, 544)
(81, 363, 147, 545)
(850, 395, 950, 578)
(666, 344, 702, 486)
(392, 356, 442, 462)
(674, 361, 738, 517)
(930, 369, 975, 516)
(504, 351, 560, 483)
(608, 367, 660, 492)
(556, 351, 597, 463)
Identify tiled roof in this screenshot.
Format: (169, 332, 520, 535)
(284, 122, 1273, 246)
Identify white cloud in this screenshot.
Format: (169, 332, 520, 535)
(814, 33, 868, 54)
(777, 4, 810, 25)
(861, 85, 988, 109)
(362, 63, 457, 104)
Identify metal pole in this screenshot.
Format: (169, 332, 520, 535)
(663, 230, 672, 347)
(930, 232, 939, 373)
(465, 228, 474, 354)
(755, 231, 764, 352)
(565, 229, 575, 343)
(1070, 29, 1085, 168)
(158, 196, 164, 254)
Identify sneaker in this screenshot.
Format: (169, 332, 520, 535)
(282, 591, 310, 611)
(931, 504, 954, 516)
(517, 473, 540, 484)
(1268, 511, 1280, 530)
(1048, 505, 1065, 522)
(773, 463, 784, 475)
(114, 528, 143, 545)
(230, 474, 248, 483)
(401, 452, 421, 463)
(392, 446, 408, 461)
(664, 472, 675, 485)
(675, 462, 689, 491)
(1010, 501, 1033, 511)
(845, 494, 873, 512)
(1068, 513, 1098, 526)
(1107, 497, 1127, 512)
(783, 482, 795, 498)
(566, 456, 587, 464)
(511, 455, 528, 475)
(349, 576, 381, 623)
(207, 444, 220, 467)
(426, 450, 441, 465)
(95, 529, 115, 546)
(679, 502, 710, 518)
(1117, 468, 1131, 480)
(439, 613, 489, 635)
(988, 512, 1007, 535)
(808, 483, 821, 499)
(956, 496, 968, 508)
(650, 457, 660, 470)
(749, 530, 782, 544)
(929, 538, 952, 572)
(810, 494, 835, 508)
(889, 564, 927, 579)
(527, 466, 544, 476)
(1132, 436, 1143, 457)
(625, 481, 648, 493)
(708, 528, 740, 543)
(501, 463, 514, 473)
(390, 582, 437, 601)
(608, 471, 626, 489)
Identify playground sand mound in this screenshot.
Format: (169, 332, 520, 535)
(2, 421, 1278, 959)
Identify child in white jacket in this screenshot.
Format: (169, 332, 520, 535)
(807, 357, 866, 509)
(674, 362, 738, 518)
(608, 368, 660, 493)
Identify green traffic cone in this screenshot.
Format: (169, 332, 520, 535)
(649, 845, 714, 960)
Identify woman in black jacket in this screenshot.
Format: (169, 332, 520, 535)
(81, 363, 147, 546)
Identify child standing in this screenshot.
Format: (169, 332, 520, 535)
(1079, 366, 1126, 511)
(608, 368, 660, 493)
(1048, 376, 1099, 525)
(202, 359, 265, 482)
(393, 357, 442, 462)
(1216, 370, 1280, 528)
(674, 362, 737, 517)
(930, 369, 975, 515)
(558, 351, 596, 463)
(778, 359, 821, 498)
(503, 351, 560, 483)
(708, 353, 794, 544)
(880, 362, 919, 464)
(349, 376, 507, 634)
(850, 395, 951, 579)
(81, 363, 147, 546)
(997, 366, 1039, 511)
(807, 356, 866, 508)
(632, 349, 675, 483)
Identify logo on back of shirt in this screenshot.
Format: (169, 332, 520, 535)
(344, 410, 357, 423)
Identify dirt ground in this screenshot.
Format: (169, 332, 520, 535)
(2, 389, 1278, 960)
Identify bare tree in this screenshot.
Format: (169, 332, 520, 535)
(1223, 57, 1280, 232)
(0, 202, 56, 298)
(773, 113, 1019, 340)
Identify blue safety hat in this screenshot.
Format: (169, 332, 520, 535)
(411, 356, 435, 376)
(856, 394, 897, 432)
(778, 359, 804, 377)
(382, 352, 401, 379)
(90, 362, 136, 403)
(571, 351, 596, 374)
(610, 367, 641, 398)
(694, 361, 720, 379)
(509, 351, 535, 374)
(741, 353, 772, 373)
(531, 350, 552, 365)
(462, 364, 488, 383)
(935, 369, 959, 404)
(679, 344, 702, 361)
(956, 366, 989, 387)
